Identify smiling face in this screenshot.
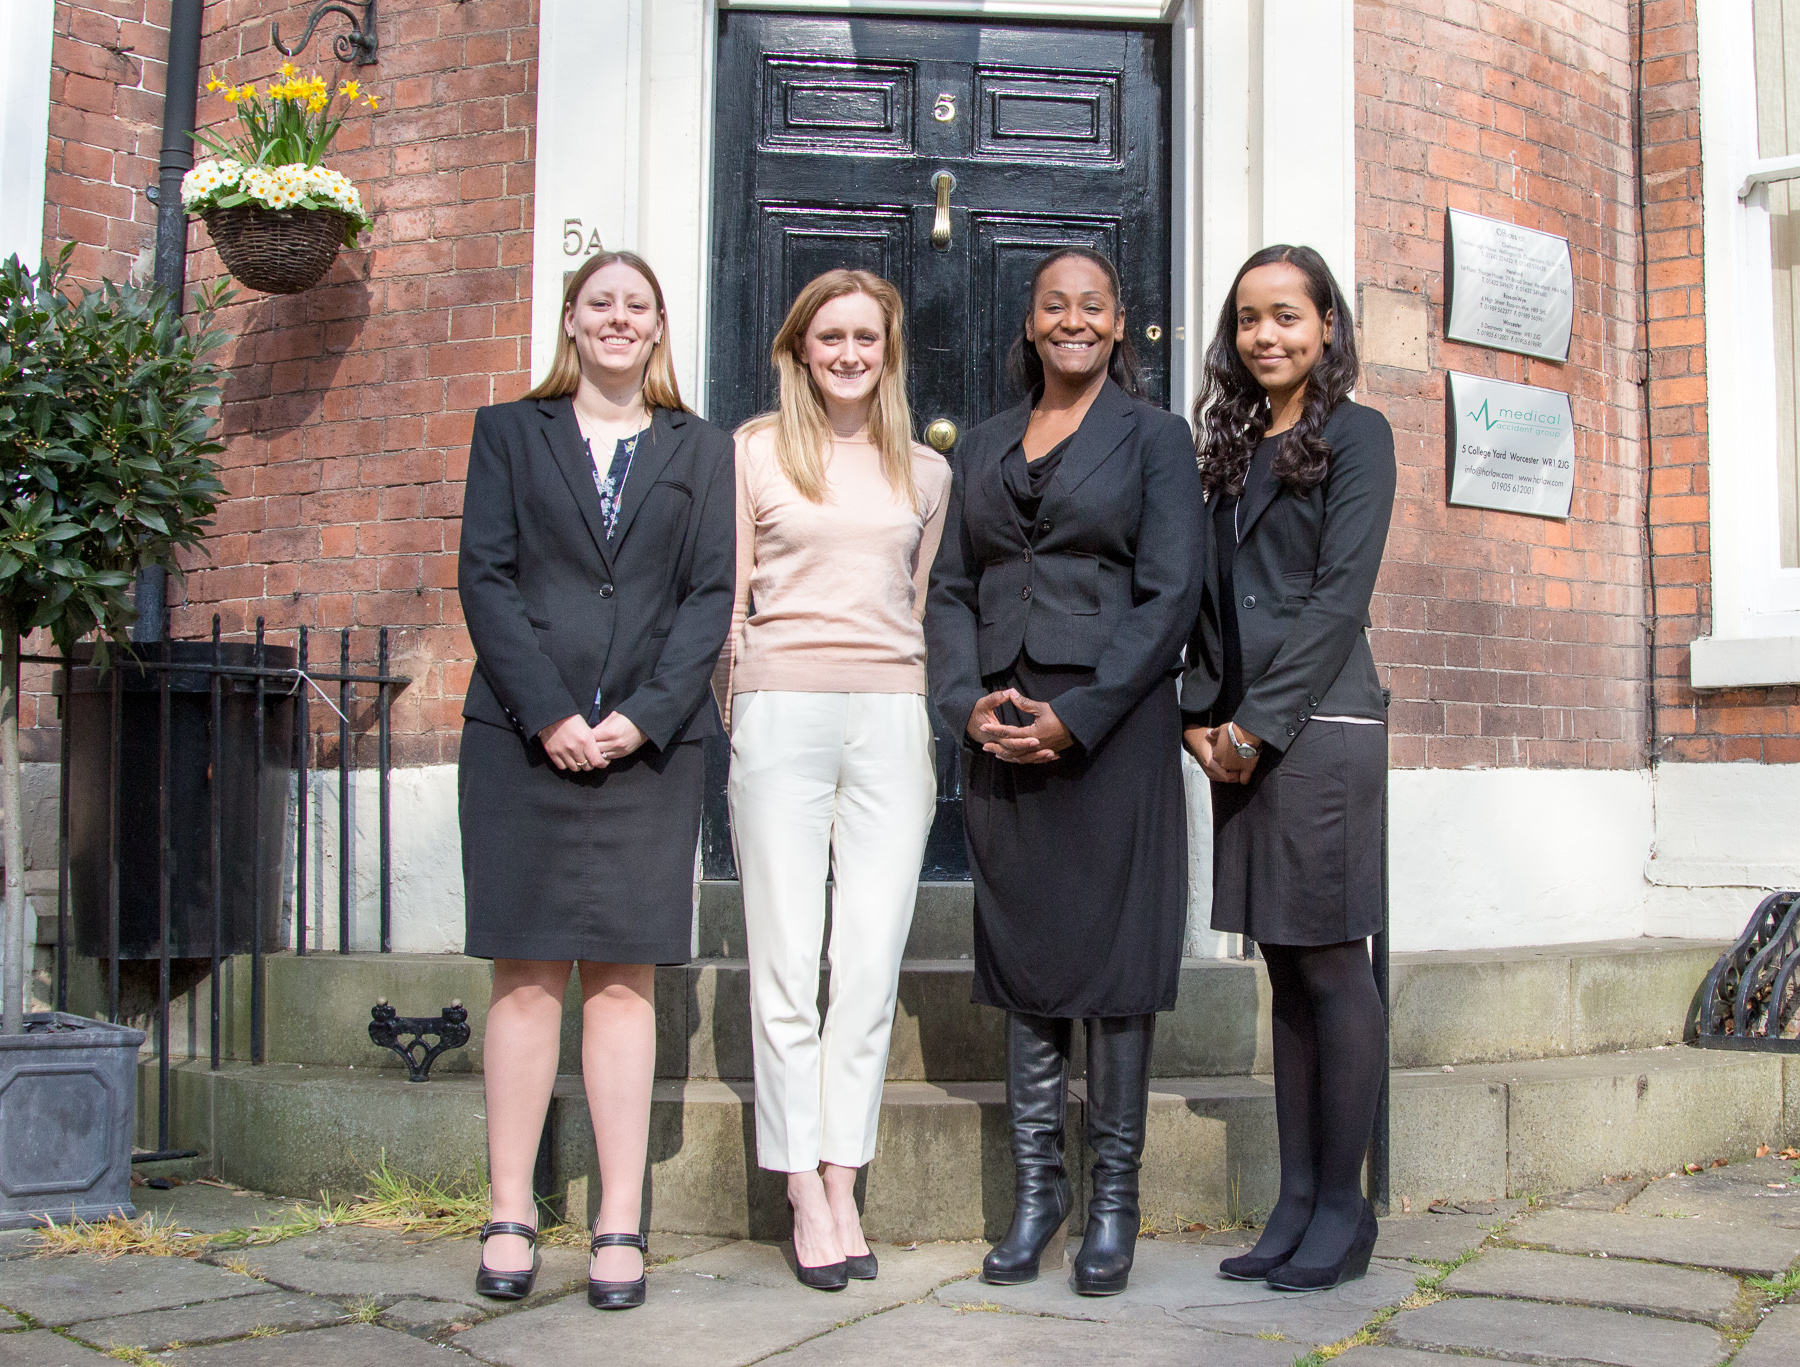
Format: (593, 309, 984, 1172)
(801, 290, 887, 412)
(1234, 261, 1332, 403)
(565, 260, 664, 385)
(1026, 255, 1124, 390)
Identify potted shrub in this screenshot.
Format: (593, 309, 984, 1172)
(182, 65, 378, 294)
(0, 247, 228, 1227)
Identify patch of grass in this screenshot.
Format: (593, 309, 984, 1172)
(1255, 1329, 1286, 1340)
(952, 1300, 1010, 1315)
(1748, 1265, 1800, 1300)
(346, 1297, 383, 1323)
(246, 1325, 280, 1338)
(31, 1212, 204, 1260)
(105, 1349, 159, 1367)
(207, 1198, 348, 1249)
(1290, 1354, 1325, 1367)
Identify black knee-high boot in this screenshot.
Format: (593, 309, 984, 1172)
(982, 1012, 1073, 1285)
(1072, 1014, 1153, 1296)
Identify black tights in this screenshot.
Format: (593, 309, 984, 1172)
(1249, 939, 1386, 1267)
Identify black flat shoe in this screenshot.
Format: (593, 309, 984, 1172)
(475, 1220, 539, 1300)
(588, 1231, 648, 1310)
(1266, 1203, 1378, 1293)
(1217, 1246, 1302, 1281)
(844, 1251, 878, 1280)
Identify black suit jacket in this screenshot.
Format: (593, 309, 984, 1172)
(1181, 398, 1395, 751)
(927, 381, 1208, 750)
(457, 397, 735, 750)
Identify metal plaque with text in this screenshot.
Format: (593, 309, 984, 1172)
(1444, 209, 1574, 362)
(1446, 371, 1576, 519)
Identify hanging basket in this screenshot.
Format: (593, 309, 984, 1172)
(201, 205, 349, 294)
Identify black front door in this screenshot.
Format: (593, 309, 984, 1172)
(704, 10, 1172, 880)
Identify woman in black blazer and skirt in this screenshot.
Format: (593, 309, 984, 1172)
(1183, 245, 1396, 1292)
(457, 250, 734, 1310)
(928, 248, 1206, 1296)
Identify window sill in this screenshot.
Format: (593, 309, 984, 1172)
(1688, 633, 1800, 688)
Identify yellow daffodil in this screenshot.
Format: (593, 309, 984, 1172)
(367, 95, 379, 109)
(279, 61, 296, 77)
(239, 83, 256, 100)
(205, 76, 223, 93)
(308, 94, 328, 112)
(339, 79, 361, 101)
(223, 86, 241, 103)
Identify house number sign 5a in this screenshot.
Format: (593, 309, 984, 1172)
(564, 218, 604, 256)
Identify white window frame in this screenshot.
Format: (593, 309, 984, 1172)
(1692, 0, 1800, 687)
(0, 0, 52, 268)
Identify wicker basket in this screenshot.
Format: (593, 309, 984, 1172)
(201, 205, 348, 294)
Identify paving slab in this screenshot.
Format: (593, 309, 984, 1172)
(1334, 1349, 1511, 1366)
(0, 1254, 269, 1325)
(215, 1226, 588, 1308)
(0, 1311, 21, 1330)
(1441, 1247, 1741, 1324)
(166, 1323, 468, 1366)
(64, 1290, 346, 1351)
(1733, 1304, 1800, 1367)
(1626, 1170, 1800, 1229)
(130, 1182, 306, 1235)
(1556, 1181, 1649, 1210)
(378, 1298, 474, 1332)
(1508, 1207, 1800, 1276)
(1386, 1297, 1729, 1367)
(453, 1238, 981, 1367)
(1374, 1213, 1501, 1263)
(932, 1236, 1417, 1347)
(768, 1300, 1298, 1366)
(0, 1330, 114, 1366)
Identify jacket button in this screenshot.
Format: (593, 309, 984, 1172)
(1243, 594, 1256, 608)
(1287, 726, 1296, 737)
(1308, 695, 1320, 706)
(1040, 519, 1052, 534)
(599, 584, 614, 598)
(1020, 586, 1032, 601)
(1023, 549, 1032, 562)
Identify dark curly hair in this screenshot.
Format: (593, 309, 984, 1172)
(1006, 246, 1142, 399)
(1195, 244, 1357, 498)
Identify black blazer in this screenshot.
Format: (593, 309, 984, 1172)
(457, 397, 735, 750)
(927, 380, 1208, 750)
(1181, 398, 1395, 751)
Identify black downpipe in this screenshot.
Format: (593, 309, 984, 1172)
(135, 0, 203, 644)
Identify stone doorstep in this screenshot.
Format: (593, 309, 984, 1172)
(154, 934, 1728, 1079)
(144, 1044, 1795, 1243)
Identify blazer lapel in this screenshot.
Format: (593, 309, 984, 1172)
(1233, 437, 1283, 544)
(608, 407, 689, 552)
(972, 397, 1032, 549)
(537, 397, 612, 568)
(1046, 379, 1135, 501)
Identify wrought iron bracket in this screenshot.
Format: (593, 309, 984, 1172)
(369, 998, 470, 1081)
(1694, 890, 1800, 1052)
(273, 1, 378, 66)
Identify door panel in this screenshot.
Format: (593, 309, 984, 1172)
(706, 11, 1172, 881)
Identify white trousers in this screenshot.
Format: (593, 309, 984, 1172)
(728, 691, 936, 1172)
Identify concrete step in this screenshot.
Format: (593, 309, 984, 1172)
(146, 936, 1725, 1080)
(144, 1043, 1797, 1242)
(697, 879, 976, 960)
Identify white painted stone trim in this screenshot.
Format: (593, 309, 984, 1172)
(720, 0, 1185, 18)
(1695, 0, 1800, 659)
(1689, 631, 1800, 687)
(0, 0, 52, 269)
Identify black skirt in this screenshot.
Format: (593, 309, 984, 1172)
(1211, 720, 1386, 946)
(459, 718, 700, 964)
(962, 655, 1189, 1018)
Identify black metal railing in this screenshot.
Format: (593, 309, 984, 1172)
(1695, 889, 1800, 1051)
(33, 619, 409, 1159)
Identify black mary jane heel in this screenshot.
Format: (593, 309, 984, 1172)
(588, 1231, 649, 1310)
(475, 1220, 540, 1300)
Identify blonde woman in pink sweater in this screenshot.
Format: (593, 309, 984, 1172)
(724, 270, 951, 1291)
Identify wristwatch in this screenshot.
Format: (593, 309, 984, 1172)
(1227, 722, 1260, 760)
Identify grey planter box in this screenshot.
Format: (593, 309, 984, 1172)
(0, 1012, 145, 1230)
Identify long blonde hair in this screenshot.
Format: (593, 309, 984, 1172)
(525, 250, 687, 410)
(743, 270, 919, 508)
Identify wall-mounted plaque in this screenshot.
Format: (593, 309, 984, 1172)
(1444, 209, 1574, 362)
(1446, 371, 1576, 519)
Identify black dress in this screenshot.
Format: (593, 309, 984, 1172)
(1205, 433, 1388, 947)
(963, 437, 1190, 1018)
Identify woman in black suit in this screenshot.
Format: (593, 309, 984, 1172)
(1183, 245, 1396, 1292)
(928, 247, 1206, 1297)
(457, 250, 734, 1311)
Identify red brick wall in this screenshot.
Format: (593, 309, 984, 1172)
(1355, 0, 1649, 769)
(1638, 2, 1800, 762)
(159, 0, 537, 765)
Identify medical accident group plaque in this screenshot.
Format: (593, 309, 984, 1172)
(1446, 372, 1576, 520)
(1444, 209, 1575, 362)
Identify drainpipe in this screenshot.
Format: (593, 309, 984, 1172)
(135, 0, 202, 643)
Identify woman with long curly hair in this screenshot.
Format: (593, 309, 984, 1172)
(724, 269, 951, 1292)
(1183, 244, 1396, 1292)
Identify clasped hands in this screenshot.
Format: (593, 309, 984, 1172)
(538, 711, 647, 772)
(966, 689, 1073, 764)
(1183, 722, 1262, 784)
